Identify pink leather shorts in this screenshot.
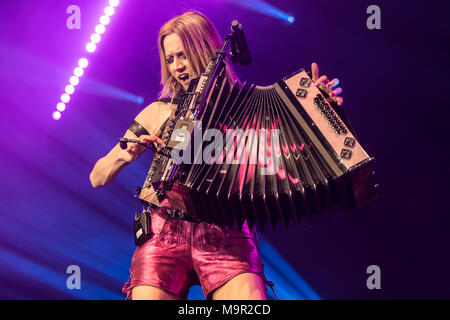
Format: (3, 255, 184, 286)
(122, 208, 272, 299)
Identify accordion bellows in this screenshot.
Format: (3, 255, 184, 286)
(140, 69, 378, 231)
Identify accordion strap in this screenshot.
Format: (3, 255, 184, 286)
(154, 95, 183, 135)
(157, 96, 183, 105)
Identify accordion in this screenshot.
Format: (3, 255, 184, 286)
(139, 68, 377, 231)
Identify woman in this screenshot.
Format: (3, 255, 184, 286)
(90, 11, 343, 300)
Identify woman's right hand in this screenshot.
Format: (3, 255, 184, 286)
(122, 130, 164, 163)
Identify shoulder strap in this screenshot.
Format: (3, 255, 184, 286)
(157, 96, 183, 105)
(155, 95, 183, 132)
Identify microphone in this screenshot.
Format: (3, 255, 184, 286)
(119, 138, 151, 150)
(230, 20, 252, 66)
(119, 137, 170, 157)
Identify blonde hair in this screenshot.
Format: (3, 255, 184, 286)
(158, 11, 239, 98)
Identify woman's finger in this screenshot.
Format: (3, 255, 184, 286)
(335, 96, 344, 106)
(150, 136, 164, 146)
(141, 135, 164, 146)
(127, 144, 135, 153)
(315, 75, 329, 86)
(331, 87, 343, 97)
(155, 138, 164, 146)
(311, 62, 319, 82)
(327, 78, 339, 89)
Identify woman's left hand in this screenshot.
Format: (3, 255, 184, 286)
(311, 62, 344, 106)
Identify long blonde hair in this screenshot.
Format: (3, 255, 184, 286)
(158, 11, 239, 98)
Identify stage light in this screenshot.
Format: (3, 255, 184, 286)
(104, 6, 115, 17)
(86, 42, 96, 53)
(52, 0, 122, 119)
(65, 85, 75, 95)
(109, 0, 120, 7)
(52, 111, 61, 120)
(78, 58, 88, 69)
(137, 97, 144, 104)
(95, 24, 106, 35)
(69, 76, 79, 86)
(230, 0, 296, 25)
(61, 93, 70, 103)
(74, 67, 84, 77)
(100, 15, 110, 25)
(90, 33, 101, 44)
(57, 102, 66, 112)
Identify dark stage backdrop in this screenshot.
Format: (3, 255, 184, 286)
(0, 0, 449, 299)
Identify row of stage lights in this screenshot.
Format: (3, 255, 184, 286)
(52, 0, 120, 120)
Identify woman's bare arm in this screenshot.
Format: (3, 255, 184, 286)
(89, 102, 164, 188)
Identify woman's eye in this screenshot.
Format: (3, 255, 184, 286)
(177, 53, 186, 59)
(167, 57, 173, 64)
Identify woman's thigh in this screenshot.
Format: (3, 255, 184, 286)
(132, 285, 183, 300)
(212, 272, 267, 300)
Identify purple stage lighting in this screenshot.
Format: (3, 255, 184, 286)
(90, 33, 101, 44)
(86, 42, 96, 53)
(230, 0, 296, 24)
(95, 24, 106, 35)
(104, 6, 115, 17)
(74, 67, 84, 77)
(61, 93, 70, 103)
(57, 102, 66, 112)
(100, 15, 110, 25)
(78, 58, 88, 69)
(69, 76, 80, 86)
(52, 0, 121, 119)
(65, 85, 75, 95)
(52, 111, 61, 120)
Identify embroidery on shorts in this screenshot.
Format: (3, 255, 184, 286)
(158, 217, 183, 249)
(198, 223, 225, 252)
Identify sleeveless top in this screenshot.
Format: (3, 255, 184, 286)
(136, 97, 182, 206)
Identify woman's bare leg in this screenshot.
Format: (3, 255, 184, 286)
(212, 273, 267, 300)
(132, 285, 183, 300)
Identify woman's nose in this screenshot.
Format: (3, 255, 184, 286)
(175, 58, 185, 71)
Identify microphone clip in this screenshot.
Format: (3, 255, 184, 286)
(228, 20, 252, 66)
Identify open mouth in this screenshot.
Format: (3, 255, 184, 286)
(179, 74, 189, 81)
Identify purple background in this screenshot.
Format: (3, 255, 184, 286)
(0, 0, 449, 299)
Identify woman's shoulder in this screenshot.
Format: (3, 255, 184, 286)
(133, 100, 175, 134)
(136, 100, 169, 118)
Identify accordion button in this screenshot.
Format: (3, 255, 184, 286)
(340, 148, 352, 159)
(344, 137, 356, 148)
(299, 77, 311, 87)
(296, 88, 307, 98)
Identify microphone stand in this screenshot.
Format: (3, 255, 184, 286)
(193, 35, 233, 120)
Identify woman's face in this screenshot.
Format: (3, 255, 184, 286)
(163, 33, 192, 91)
